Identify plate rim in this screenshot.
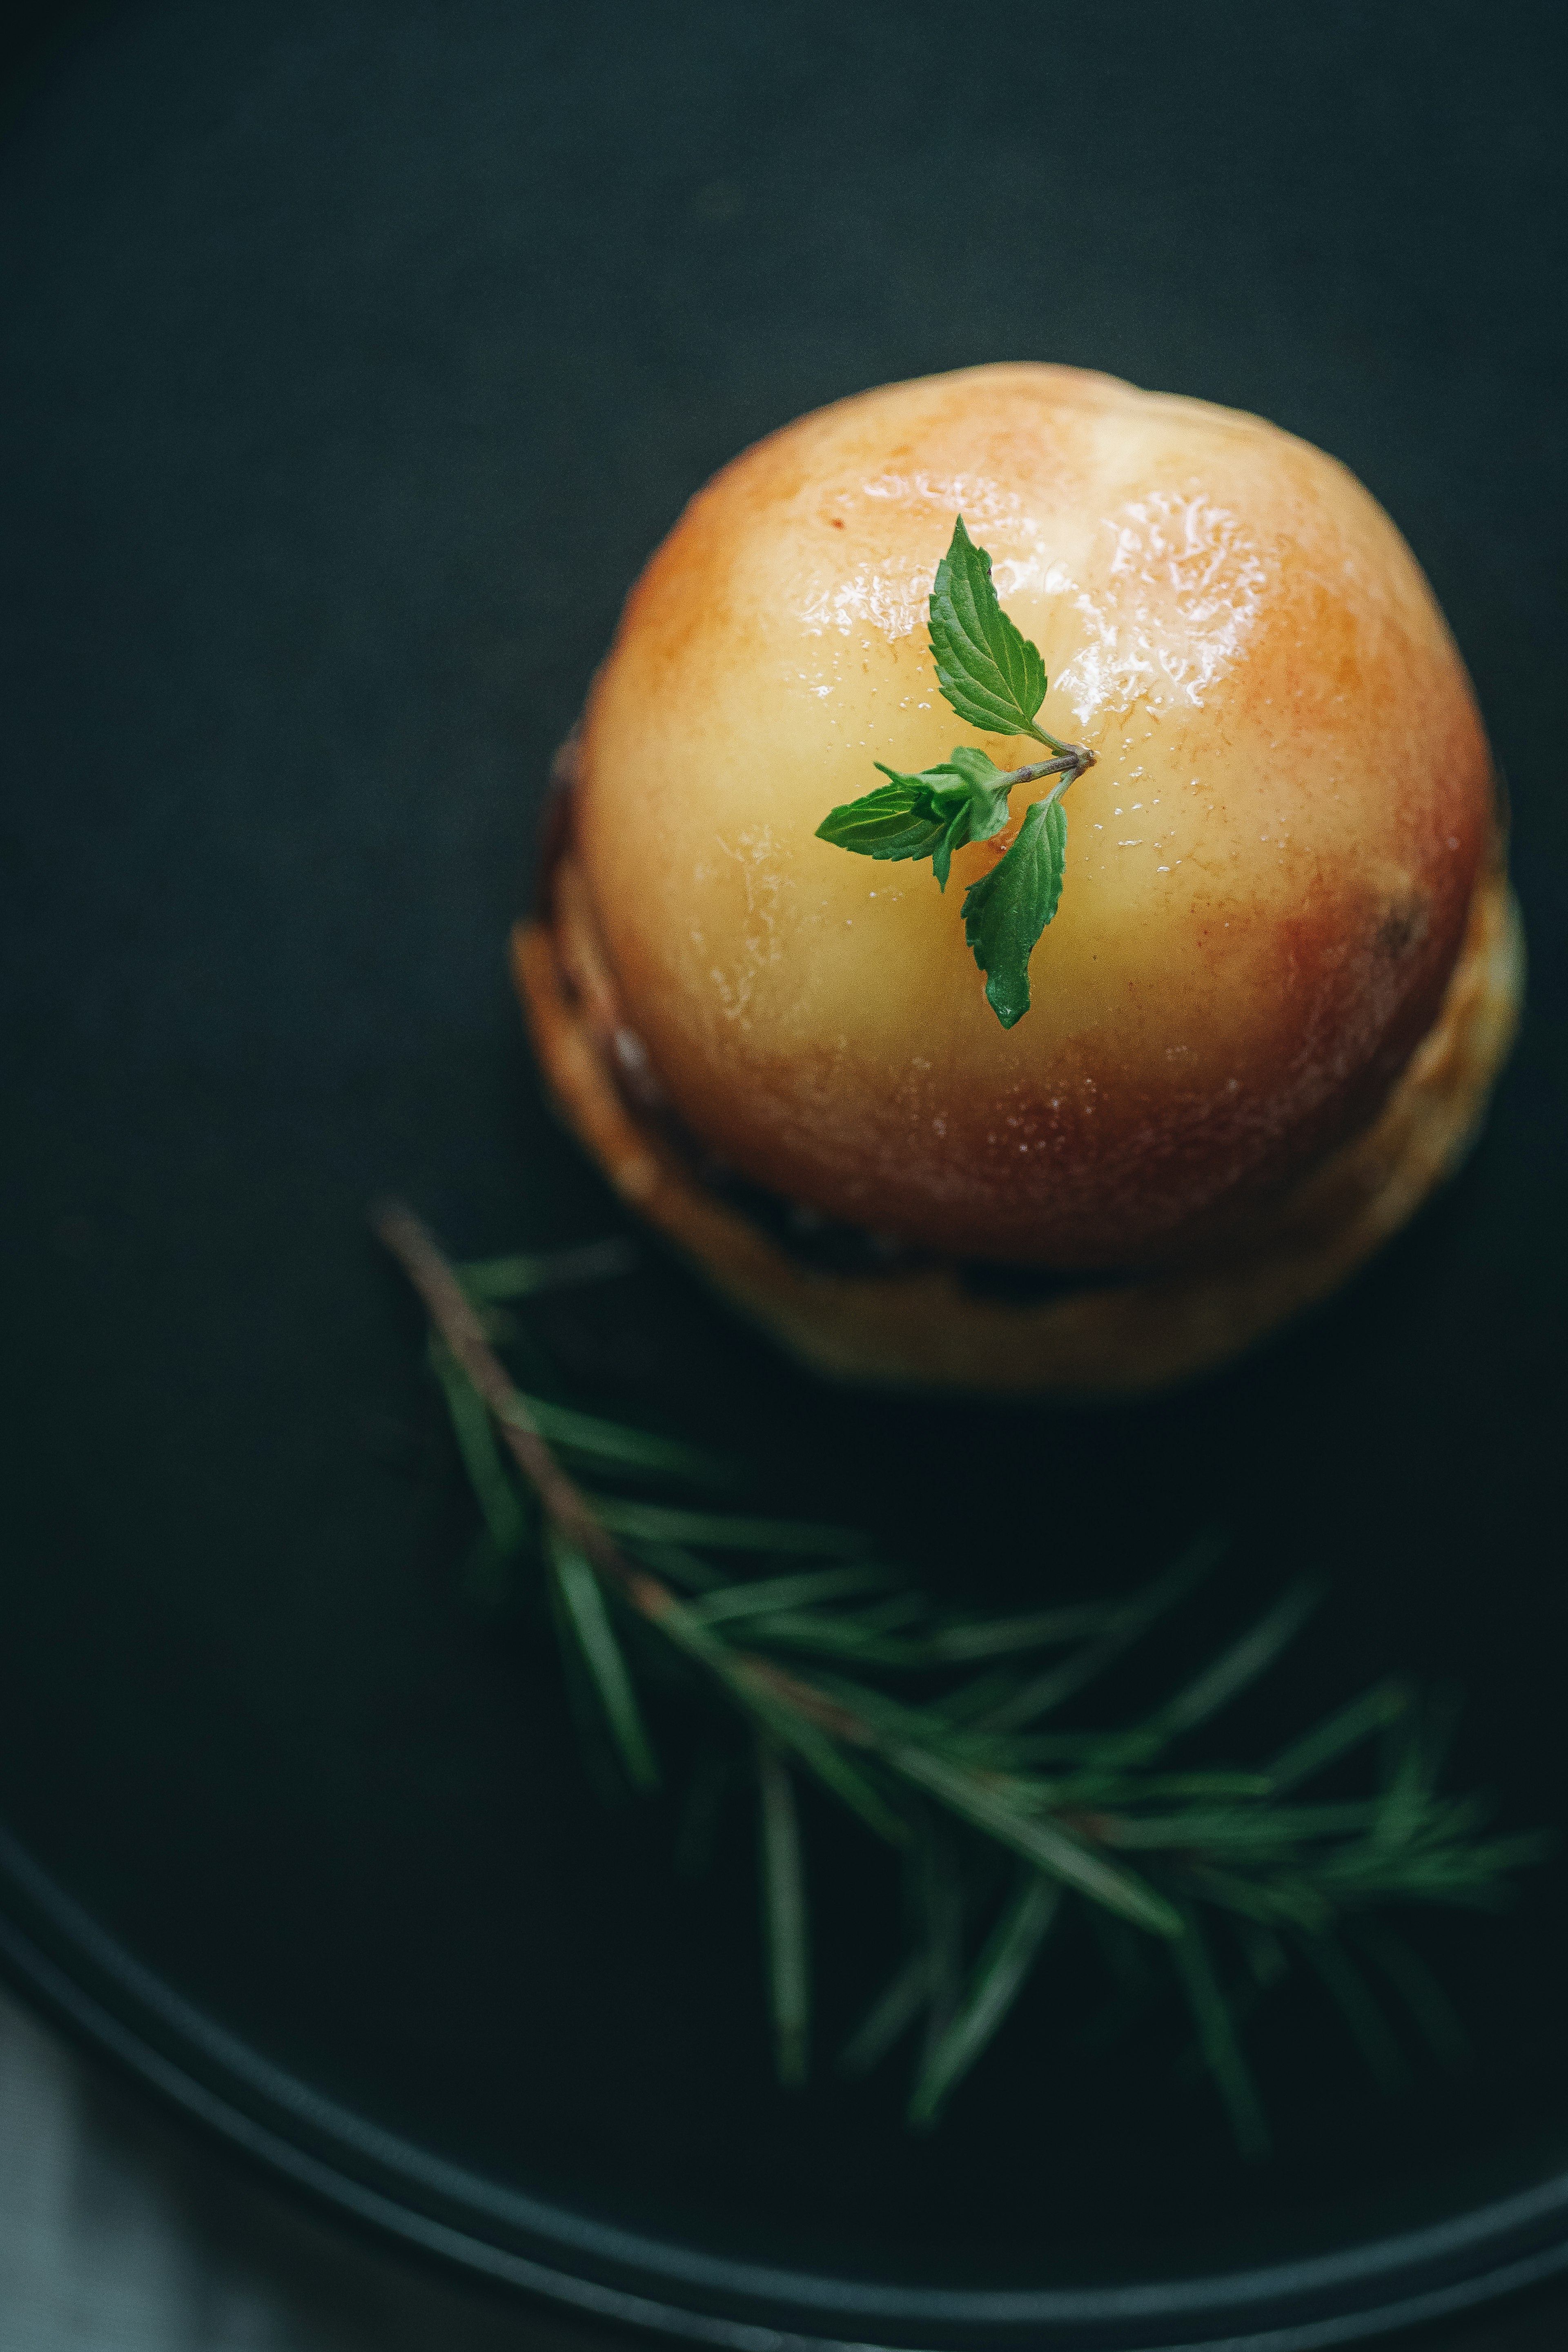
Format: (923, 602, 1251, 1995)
(2, 1824, 1567, 2352)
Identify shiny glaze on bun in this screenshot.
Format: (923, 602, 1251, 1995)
(570, 365, 1492, 1270)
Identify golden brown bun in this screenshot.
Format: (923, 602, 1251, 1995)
(513, 852, 1521, 1397)
(516, 364, 1519, 1395)
(570, 363, 1495, 1273)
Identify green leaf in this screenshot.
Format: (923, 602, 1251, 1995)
(915, 1600, 1114, 1664)
(914, 1820, 966, 2076)
(548, 1534, 661, 1793)
(838, 1950, 933, 2079)
(886, 1744, 1183, 1937)
(814, 774, 960, 867)
(1090, 1772, 1276, 1802)
(430, 1343, 530, 1559)
(755, 1734, 811, 2087)
(630, 1540, 730, 1594)
(1373, 1728, 1433, 1850)
(815, 745, 1015, 892)
(748, 1691, 911, 1849)
(1266, 1681, 1412, 1794)
(929, 747, 1017, 886)
(909, 1870, 1062, 2126)
(736, 1609, 938, 1663)
(646, 1606, 911, 1847)
(594, 1498, 871, 1554)
(547, 1567, 639, 1806)
(1097, 1802, 1386, 1853)
(689, 1566, 902, 1623)
(978, 1529, 1227, 1733)
(457, 1236, 637, 1300)
(497, 1391, 734, 1485)
(928, 515, 1050, 742)
(1147, 1581, 1323, 1741)
(804, 1671, 985, 1752)
(960, 796, 1067, 1029)
(940, 745, 1018, 830)
(1187, 1864, 1334, 1934)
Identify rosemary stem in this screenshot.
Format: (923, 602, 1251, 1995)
(372, 1199, 878, 1746)
(374, 1199, 633, 1593)
(377, 1197, 1541, 2145)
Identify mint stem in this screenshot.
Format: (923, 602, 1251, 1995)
(1003, 745, 1096, 798)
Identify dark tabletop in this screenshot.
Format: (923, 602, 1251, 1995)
(4, 4, 1567, 2347)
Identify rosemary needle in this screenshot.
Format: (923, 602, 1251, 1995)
(376, 1199, 1552, 2152)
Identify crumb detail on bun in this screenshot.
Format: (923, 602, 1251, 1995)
(512, 845, 1520, 1398)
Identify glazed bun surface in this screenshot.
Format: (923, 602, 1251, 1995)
(571, 365, 1492, 1270)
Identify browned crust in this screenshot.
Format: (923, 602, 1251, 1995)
(511, 854, 1522, 1398)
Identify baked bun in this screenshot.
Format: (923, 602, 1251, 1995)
(516, 364, 1521, 1395)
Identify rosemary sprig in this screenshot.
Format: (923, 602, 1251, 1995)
(376, 1201, 1549, 2150)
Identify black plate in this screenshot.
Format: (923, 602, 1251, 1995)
(3, 5, 1567, 2346)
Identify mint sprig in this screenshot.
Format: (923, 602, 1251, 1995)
(815, 515, 1094, 1028)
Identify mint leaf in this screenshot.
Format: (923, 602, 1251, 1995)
(816, 746, 1016, 892)
(815, 776, 956, 867)
(929, 516, 1050, 743)
(930, 803, 971, 892)
(960, 796, 1067, 1029)
(813, 519, 1090, 1026)
(938, 747, 1014, 843)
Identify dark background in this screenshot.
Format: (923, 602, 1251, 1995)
(2, 2, 1566, 2345)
